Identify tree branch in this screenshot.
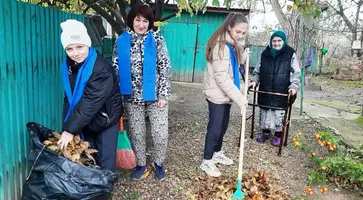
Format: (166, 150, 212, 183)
(160, 12, 176, 21)
(97, 0, 124, 25)
(82, 0, 124, 34)
(116, 0, 127, 22)
(353, 1, 362, 32)
(334, 0, 355, 31)
(269, 0, 293, 33)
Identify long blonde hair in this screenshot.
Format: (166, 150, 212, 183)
(205, 13, 248, 64)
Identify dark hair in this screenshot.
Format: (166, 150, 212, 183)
(205, 12, 248, 63)
(127, 4, 154, 31)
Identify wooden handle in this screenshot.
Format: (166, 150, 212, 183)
(237, 49, 249, 180)
(119, 116, 124, 131)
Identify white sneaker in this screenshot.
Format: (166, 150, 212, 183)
(200, 159, 221, 177)
(212, 151, 234, 165)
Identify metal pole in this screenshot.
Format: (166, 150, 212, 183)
(300, 40, 306, 116)
(319, 43, 324, 75)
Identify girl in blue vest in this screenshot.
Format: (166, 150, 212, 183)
(112, 4, 172, 181)
(58, 20, 123, 173)
(249, 31, 300, 146)
(202, 13, 249, 177)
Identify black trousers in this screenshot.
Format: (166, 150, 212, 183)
(83, 122, 119, 172)
(203, 100, 231, 160)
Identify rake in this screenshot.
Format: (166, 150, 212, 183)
(232, 49, 250, 200)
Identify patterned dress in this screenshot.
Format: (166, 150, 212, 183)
(112, 27, 172, 166)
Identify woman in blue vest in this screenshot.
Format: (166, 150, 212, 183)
(249, 31, 300, 146)
(112, 4, 172, 181)
(57, 19, 123, 172)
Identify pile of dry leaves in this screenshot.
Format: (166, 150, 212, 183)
(43, 132, 99, 168)
(193, 171, 289, 200)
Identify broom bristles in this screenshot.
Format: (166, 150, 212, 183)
(116, 149, 136, 169)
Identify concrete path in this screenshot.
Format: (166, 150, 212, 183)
(293, 98, 363, 149)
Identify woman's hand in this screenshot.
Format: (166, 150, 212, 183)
(57, 131, 74, 151)
(157, 99, 168, 108)
(289, 88, 297, 95)
(249, 82, 256, 88)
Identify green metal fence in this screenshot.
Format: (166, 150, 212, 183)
(0, 1, 83, 199)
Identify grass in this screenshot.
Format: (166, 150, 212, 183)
(311, 76, 363, 89)
(306, 99, 362, 114)
(354, 116, 363, 128)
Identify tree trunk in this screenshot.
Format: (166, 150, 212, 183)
(269, 0, 316, 65)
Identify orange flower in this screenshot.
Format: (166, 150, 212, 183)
(315, 133, 321, 140)
(329, 146, 335, 151)
(292, 137, 297, 141)
(293, 141, 300, 147)
(320, 187, 328, 194)
(304, 187, 314, 195)
(297, 130, 303, 135)
(311, 152, 316, 156)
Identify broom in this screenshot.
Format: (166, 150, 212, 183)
(116, 116, 136, 169)
(233, 49, 250, 199)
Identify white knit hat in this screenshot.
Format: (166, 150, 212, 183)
(60, 19, 91, 49)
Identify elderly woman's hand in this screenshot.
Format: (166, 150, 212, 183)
(288, 88, 297, 95)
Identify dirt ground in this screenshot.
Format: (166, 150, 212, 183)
(305, 76, 363, 105)
(112, 81, 362, 200)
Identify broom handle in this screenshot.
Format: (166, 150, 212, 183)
(237, 49, 249, 181)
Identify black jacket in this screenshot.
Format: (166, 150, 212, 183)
(258, 45, 296, 109)
(62, 53, 123, 134)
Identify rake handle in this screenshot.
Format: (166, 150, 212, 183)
(237, 49, 249, 181)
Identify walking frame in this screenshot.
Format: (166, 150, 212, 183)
(246, 88, 294, 156)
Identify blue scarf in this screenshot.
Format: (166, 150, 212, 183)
(117, 31, 157, 101)
(62, 47, 97, 121)
(226, 43, 240, 89)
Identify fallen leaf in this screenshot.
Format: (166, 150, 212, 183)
(80, 141, 89, 151)
(47, 145, 59, 152)
(74, 135, 81, 144)
(84, 149, 98, 154)
(71, 153, 80, 162)
(53, 132, 61, 139)
(44, 140, 55, 146)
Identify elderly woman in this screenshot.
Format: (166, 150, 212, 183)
(112, 4, 172, 181)
(249, 30, 300, 146)
(58, 19, 123, 173)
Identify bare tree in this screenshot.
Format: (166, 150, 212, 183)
(269, 0, 318, 63)
(327, 0, 363, 44)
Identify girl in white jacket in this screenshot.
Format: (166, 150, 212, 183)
(201, 13, 249, 177)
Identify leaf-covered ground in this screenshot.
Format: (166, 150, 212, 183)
(112, 82, 361, 200)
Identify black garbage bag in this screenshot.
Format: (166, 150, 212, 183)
(21, 122, 117, 200)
